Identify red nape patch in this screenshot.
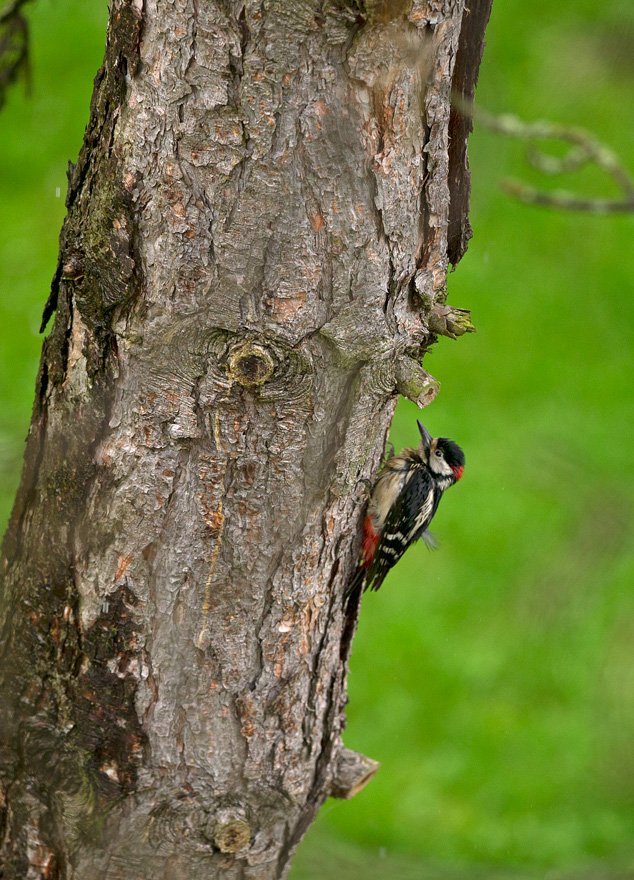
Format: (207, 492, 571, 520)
(361, 516, 379, 569)
(452, 464, 464, 481)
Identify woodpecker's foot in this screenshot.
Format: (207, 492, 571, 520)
(385, 442, 395, 461)
(354, 478, 373, 503)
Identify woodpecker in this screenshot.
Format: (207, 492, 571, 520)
(345, 420, 465, 599)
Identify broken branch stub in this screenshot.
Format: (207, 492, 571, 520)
(429, 305, 476, 339)
(330, 745, 381, 801)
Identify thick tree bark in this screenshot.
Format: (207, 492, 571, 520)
(0, 1, 491, 877)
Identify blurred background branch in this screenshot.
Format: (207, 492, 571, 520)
(0, 0, 32, 110)
(472, 103, 634, 213)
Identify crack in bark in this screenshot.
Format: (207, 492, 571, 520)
(416, 105, 433, 272)
(184, 0, 199, 83)
(383, 252, 395, 316)
(227, 1, 249, 95)
(223, 134, 253, 233)
(301, 549, 340, 756)
(248, 544, 285, 697)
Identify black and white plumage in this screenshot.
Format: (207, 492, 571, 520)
(345, 420, 465, 600)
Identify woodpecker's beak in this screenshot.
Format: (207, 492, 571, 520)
(417, 420, 432, 456)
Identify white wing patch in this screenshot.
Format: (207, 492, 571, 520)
(409, 491, 434, 540)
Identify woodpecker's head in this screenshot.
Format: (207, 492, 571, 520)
(417, 421, 465, 485)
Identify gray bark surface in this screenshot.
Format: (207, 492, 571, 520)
(0, 1, 490, 877)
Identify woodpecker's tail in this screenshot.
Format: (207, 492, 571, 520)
(421, 529, 439, 551)
(343, 564, 366, 607)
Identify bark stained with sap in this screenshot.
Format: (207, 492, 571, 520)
(0, 0, 489, 877)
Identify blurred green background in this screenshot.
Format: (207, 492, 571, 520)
(1, 0, 634, 877)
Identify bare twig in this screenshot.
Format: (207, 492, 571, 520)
(501, 179, 634, 214)
(455, 96, 634, 213)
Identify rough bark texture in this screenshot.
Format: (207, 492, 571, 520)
(0, 1, 490, 877)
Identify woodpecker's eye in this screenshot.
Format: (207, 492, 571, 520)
(435, 449, 443, 458)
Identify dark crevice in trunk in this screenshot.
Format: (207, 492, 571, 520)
(416, 110, 433, 272)
(447, 0, 493, 268)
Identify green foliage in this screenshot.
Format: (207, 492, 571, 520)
(1, 0, 633, 876)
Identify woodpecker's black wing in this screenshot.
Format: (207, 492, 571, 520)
(365, 463, 437, 592)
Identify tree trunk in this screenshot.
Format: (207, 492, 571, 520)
(0, 0, 491, 877)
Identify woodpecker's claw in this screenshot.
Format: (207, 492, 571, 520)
(385, 442, 395, 461)
(354, 478, 373, 503)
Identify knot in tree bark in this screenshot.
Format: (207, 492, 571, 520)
(213, 819, 252, 854)
(228, 342, 275, 387)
